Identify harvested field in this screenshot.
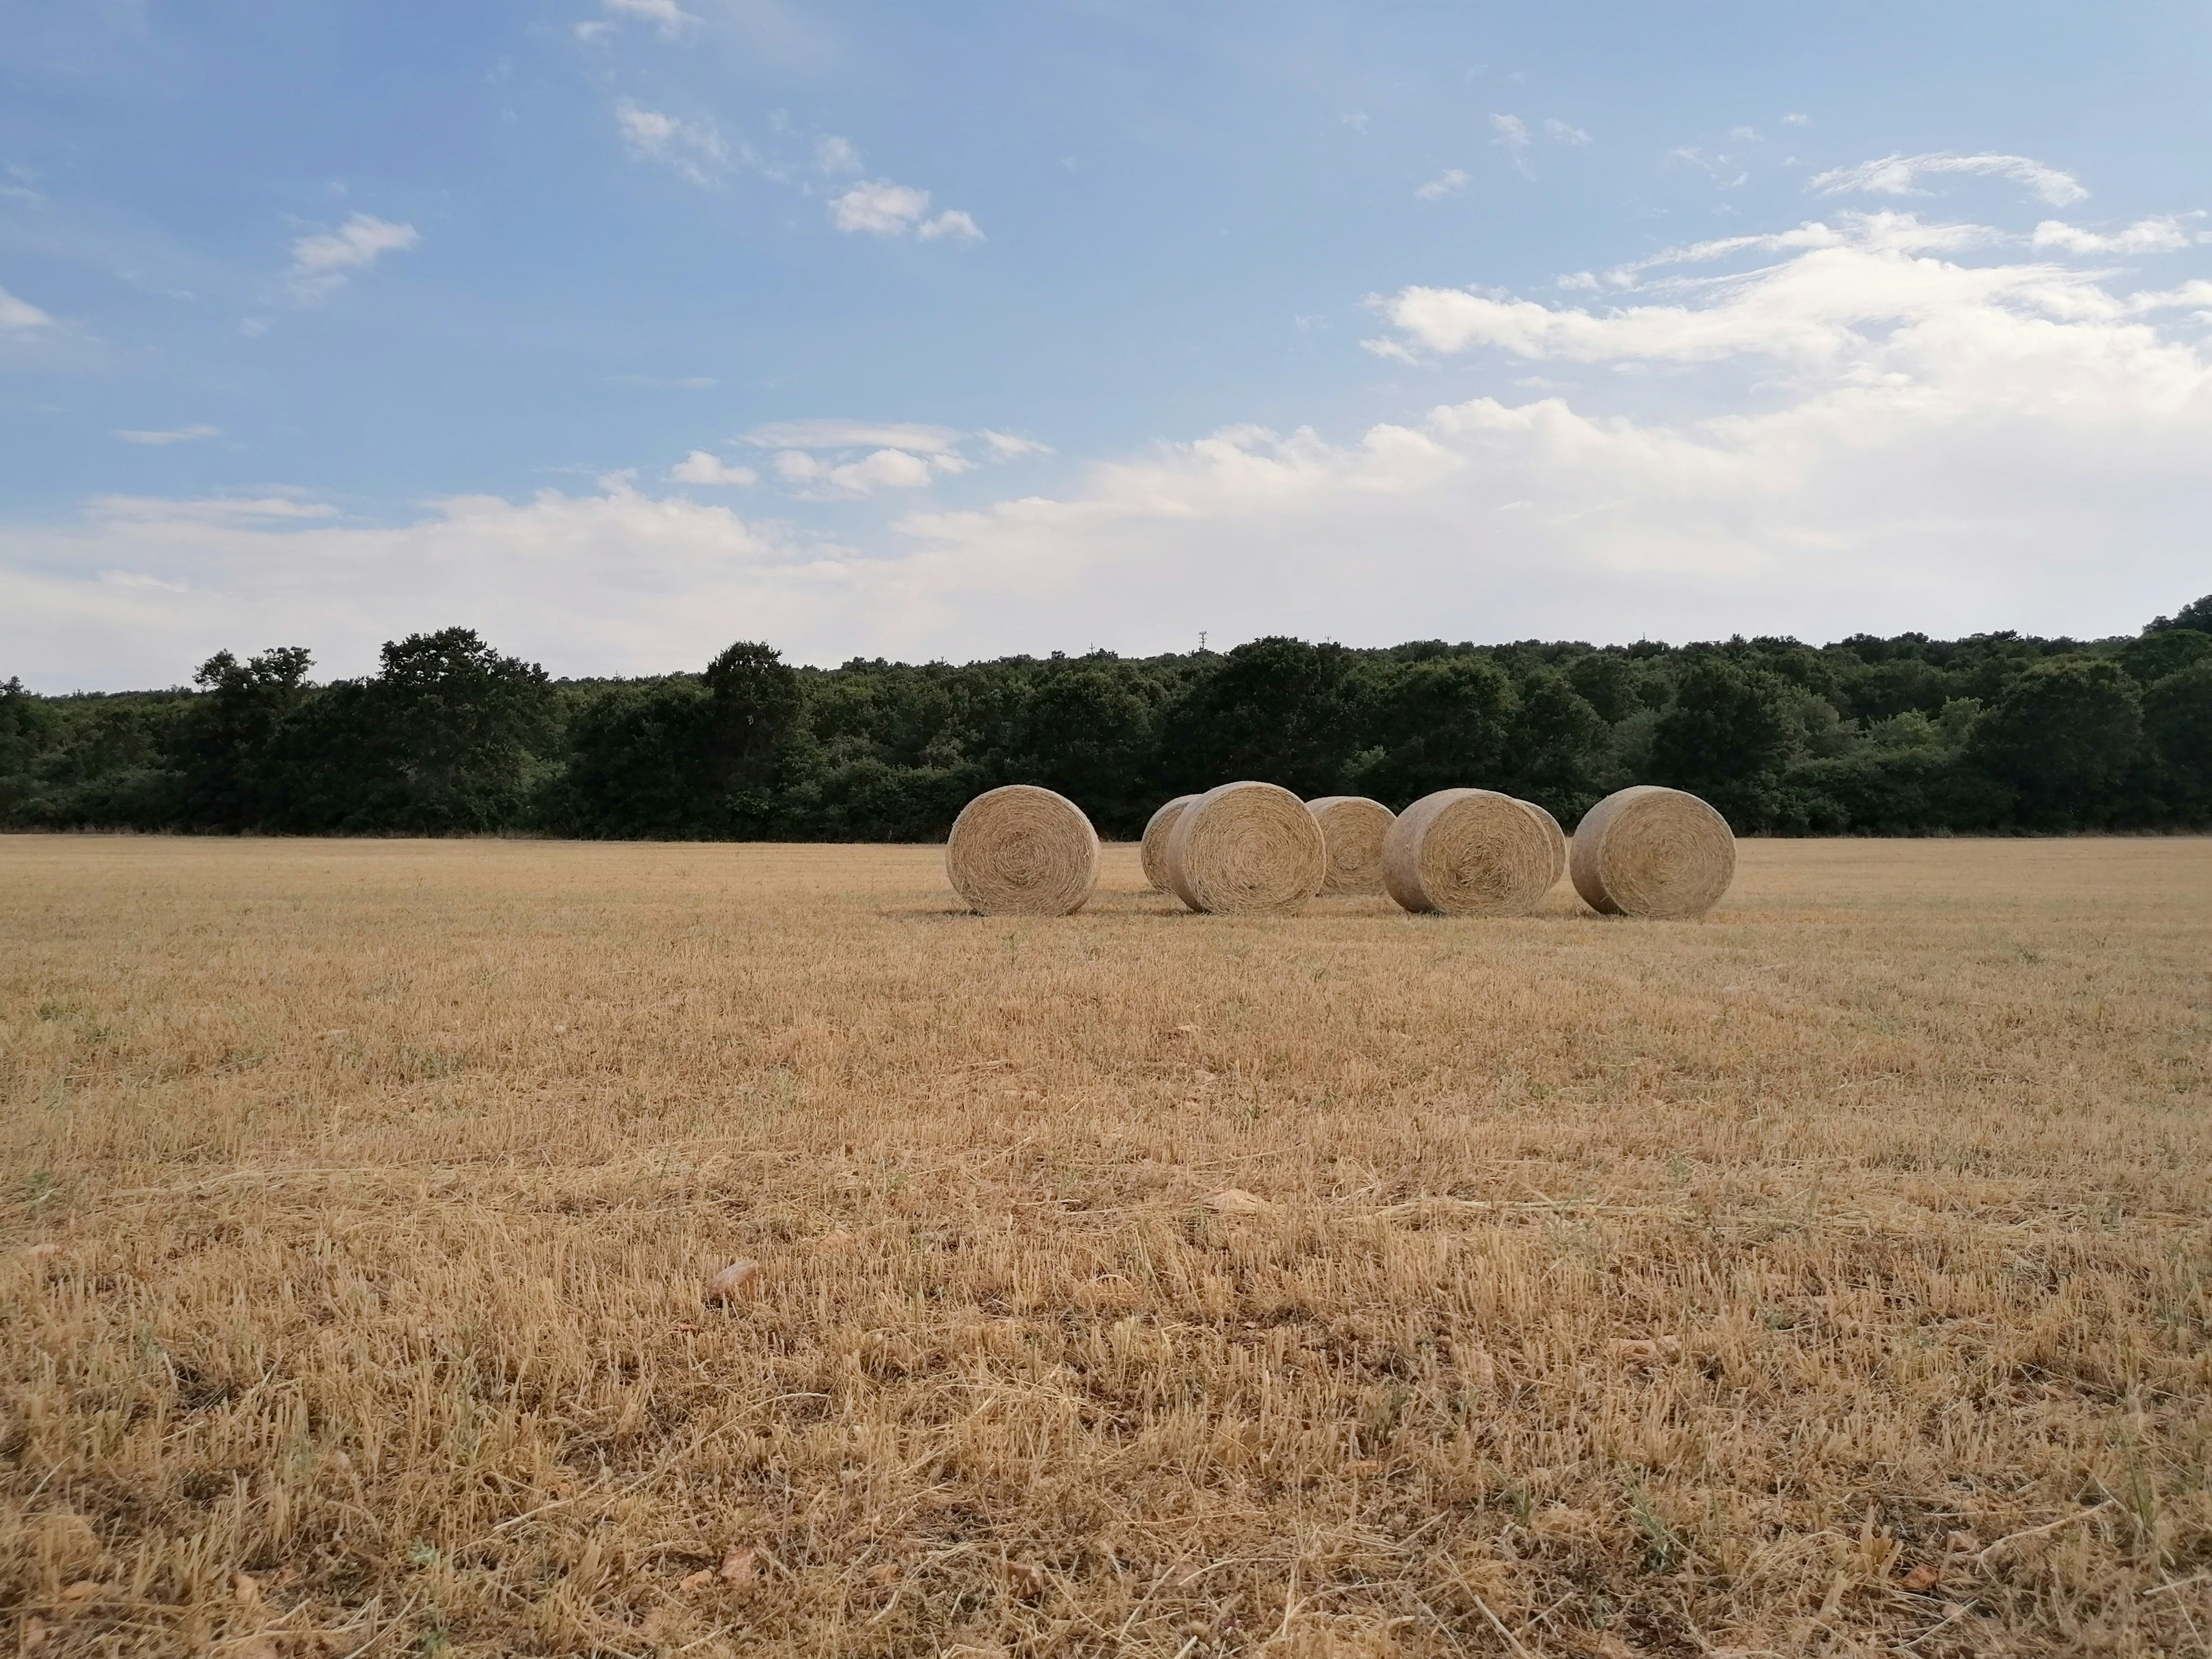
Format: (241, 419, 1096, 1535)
(3, 834, 2211, 1657)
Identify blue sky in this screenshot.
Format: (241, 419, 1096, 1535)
(4, 1, 2210, 689)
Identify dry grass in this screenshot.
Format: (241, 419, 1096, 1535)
(4, 834, 2211, 1658)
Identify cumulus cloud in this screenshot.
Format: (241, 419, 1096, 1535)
(1416, 169, 1469, 201)
(114, 425, 220, 446)
(1, 284, 55, 330)
(2031, 215, 2199, 254)
(828, 179, 982, 240)
(1812, 152, 2087, 206)
(615, 100, 726, 185)
(12, 205, 2207, 686)
(283, 214, 419, 303)
(669, 451, 758, 486)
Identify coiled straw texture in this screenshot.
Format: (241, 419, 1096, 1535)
(1165, 782, 1327, 916)
(1304, 796, 1395, 894)
(944, 785, 1100, 916)
(1514, 798, 1568, 893)
(1381, 788, 1557, 917)
(1569, 785, 1735, 919)
(1140, 795, 1200, 893)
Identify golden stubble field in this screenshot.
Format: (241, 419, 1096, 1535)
(3, 835, 2211, 1658)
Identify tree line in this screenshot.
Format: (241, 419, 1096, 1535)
(5, 594, 2210, 841)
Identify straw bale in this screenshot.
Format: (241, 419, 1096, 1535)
(1515, 798, 1568, 892)
(1569, 785, 1736, 919)
(1381, 788, 1556, 917)
(1139, 795, 1200, 893)
(1304, 796, 1396, 895)
(1165, 781, 1327, 916)
(944, 785, 1099, 916)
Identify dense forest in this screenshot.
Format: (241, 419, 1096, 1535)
(5, 594, 2210, 841)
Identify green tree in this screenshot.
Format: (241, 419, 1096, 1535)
(1968, 655, 2142, 824)
(0, 677, 58, 821)
(1156, 638, 1360, 798)
(174, 646, 314, 828)
(1492, 669, 1608, 822)
(2118, 628, 2212, 686)
(2144, 662, 2212, 782)
(1004, 663, 1160, 831)
(700, 641, 804, 804)
(1648, 656, 1797, 828)
(1358, 656, 1518, 806)
(2146, 593, 2212, 634)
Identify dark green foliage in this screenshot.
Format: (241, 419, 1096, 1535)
(1968, 656, 2143, 826)
(1648, 656, 1799, 829)
(1155, 638, 1361, 799)
(2145, 663, 2212, 781)
(6, 596, 2211, 841)
(2118, 628, 2212, 686)
(2147, 593, 2212, 634)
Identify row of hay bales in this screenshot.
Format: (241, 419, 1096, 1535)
(944, 780, 1734, 920)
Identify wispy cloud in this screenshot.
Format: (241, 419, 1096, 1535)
(1491, 113, 1531, 177)
(1812, 152, 2087, 206)
(615, 100, 727, 186)
(1544, 119, 1592, 145)
(283, 213, 419, 303)
(581, 0, 697, 40)
(1415, 169, 1469, 201)
(743, 420, 967, 453)
(828, 179, 983, 241)
(814, 135, 862, 174)
(90, 495, 338, 523)
(115, 425, 221, 445)
(0, 284, 55, 329)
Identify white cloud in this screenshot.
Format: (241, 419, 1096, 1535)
(12, 205, 2208, 686)
(99, 570, 190, 593)
(114, 425, 221, 446)
(2031, 215, 2198, 254)
(1812, 152, 2087, 206)
(773, 447, 938, 496)
(918, 209, 984, 242)
(1490, 113, 1531, 175)
(1782, 113, 1811, 126)
(980, 431, 1053, 458)
(1416, 169, 1469, 201)
(283, 214, 419, 303)
(0, 284, 55, 329)
(1545, 120, 1593, 145)
(815, 135, 862, 174)
(827, 180, 981, 240)
(1669, 147, 1750, 190)
(89, 495, 340, 523)
(602, 0, 698, 35)
(669, 451, 759, 486)
(615, 100, 726, 186)
(742, 420, 965, 454)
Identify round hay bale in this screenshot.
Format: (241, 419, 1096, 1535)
(1304, 795, 1396, 894)
(1514, 798, 1568, 893)
(944, 785, 1099, 916)
(1139, 795, 1200, 892)
(1381, 788, 1557, 917)
(1165, 781, 1327, 916)
(1569, 786, 1735, 919)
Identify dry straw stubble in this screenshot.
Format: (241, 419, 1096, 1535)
(944, 784, 1099, 916)
(1139, 794, 1199, 892)
(1570, 784, 1737, 919)
(1382, 787, 1558, 917)
(1165, 780, 1327, 915)
(1305, 795, 1396, 894)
